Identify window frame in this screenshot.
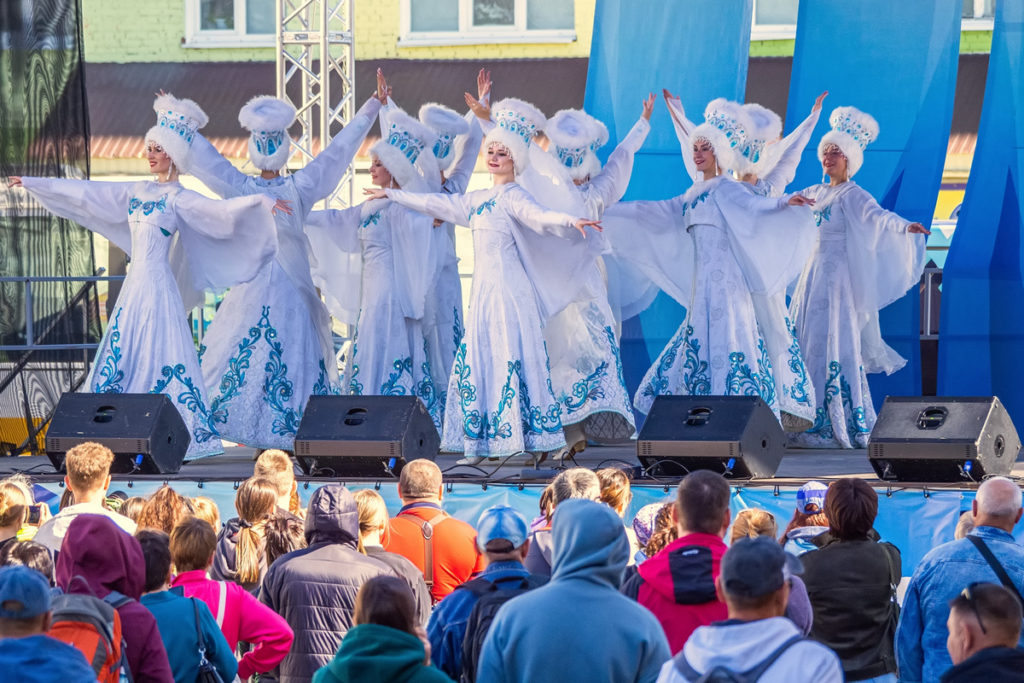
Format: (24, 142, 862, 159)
(398, 0, 576, 47)
(183, 0, 276, 49)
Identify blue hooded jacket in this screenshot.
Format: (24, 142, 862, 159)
(477, 499, 670, 683)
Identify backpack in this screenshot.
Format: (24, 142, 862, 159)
(673, 634, 803, 683)
(459, 574, 546, 683)
(48, 587, 134, 683)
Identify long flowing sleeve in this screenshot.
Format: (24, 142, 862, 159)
(760, 107, 821, 195)
(185, 132, 250, 199)
(291, 97, 382, 210)
(305, 204, 364, 325)
(386, 188, 472, 227)
(505, 188, 578, 236)
(443, 113, 483, 194)
(581, 116, 650, 217)
(665, 96, 699, 182)
(19, 177, 134, 253)
(391, 204, 442, 321)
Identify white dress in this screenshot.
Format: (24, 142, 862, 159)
(19, 178, 277, 459)
(308, 200, 442, 429)
(184, 97, 380, 448)
(385, 183, 599, 458)
(789, 181, 926, 448)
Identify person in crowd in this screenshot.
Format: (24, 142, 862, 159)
(136, 484, 196, 534)
(0, 565, 97, 681)
(119, 496, 146, 524)
(897, 476, 1024, 682)
(0, 482, 30, 555)
(524, 467, 601, 576)
(55, 515, 173, 682)
(800, 478, 900, 681)
(0, 541, 55, 587)
(354, 489, 430, 625)
(254, 449, 305, 518)
(312, 575, 451, 683)
(137, 529, 238, 683)
(191, 496, 221, 531)
(632, 502, 666, 563)
(658, 536, 843, 682)
(622, 470, 730, 653)
(954, 510, 974, 540)
(941, 582, 1024, 682)
(384, 460, 483, 603)
(170, 516, 293, 679)
(730, 508, 813, 636)
(428, 505, 543, 681)
(261, 483, 397, 681)
(210, 476, 279, 593)
(34, 442, 136, 553)
(781, 480, 829, 554)
(528, 483, 555, 533)
(597, 467, 640, 562)
(264, 511, 307, 567)
(643, 503, 679, 559)
(478, 499, 669, 683)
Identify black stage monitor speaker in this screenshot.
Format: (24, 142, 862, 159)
(868, 396, 1021, 482)
(46, 393, 190, 475)
(294, 396, 440, 477)
(637, 396, 785, 479)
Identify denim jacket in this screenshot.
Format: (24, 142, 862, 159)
(896, 526, 1024, 682)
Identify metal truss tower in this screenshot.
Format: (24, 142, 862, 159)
(275, 0, 356, 207)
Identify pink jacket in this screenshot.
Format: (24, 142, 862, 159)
(172, 569, 294, 679)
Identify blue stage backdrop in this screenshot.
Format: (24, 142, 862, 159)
(940, 4, 1024, 427)
(583, 0, 752, 426)
(786, 0, 961, 410)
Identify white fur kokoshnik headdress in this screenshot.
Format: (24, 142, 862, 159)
(545, 108, 610, 183)
(690, 97, 753, 175)
(419, 103, 470, 173)
(145, 93, 208, 169)
(738, 103, 783, 177)
(370, 107, 435, 192)
(238, 96, 297, 171)
(817, 106, 879, 178)
(483, 97, 546, 175)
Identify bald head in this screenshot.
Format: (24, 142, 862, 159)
(972, 477, 1023, 532)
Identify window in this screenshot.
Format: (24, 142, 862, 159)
(752, 0, 798, 40)
(184, 0, 275, 48)
(400, 0, 576, 46)
(962, 0, 995, 29)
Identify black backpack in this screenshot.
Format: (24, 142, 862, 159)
(673, 635, 804, 683)
(459, 574, 546, 683)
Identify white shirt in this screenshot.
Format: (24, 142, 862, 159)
(32, 502, 137, 553)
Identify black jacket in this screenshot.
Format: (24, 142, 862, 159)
(800, 530, 901, 681)
(939, 646, 1024, 682)
(260, 485, 396, 683)
(212, 510, 304, 596)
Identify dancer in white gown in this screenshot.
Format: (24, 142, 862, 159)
(182, 72, 388, 449)
(789, 106, 929, 448)
(307, 107, 443, 428)
(365, 99, 602, 463)
(9, 95, 281, 459)
(604, 99, 816, 418)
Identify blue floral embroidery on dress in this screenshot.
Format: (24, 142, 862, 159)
(128, 194, 168, 216)
(206, 322, 260, 427)
(455, 343, 512, 441)
(312, 360, 338, 395)
(470, 197, 497, 218)
(94, 308, 125, 393)
(784, 318, 811, 406)
(680, 191, 710, 217)
(813, 205, 832, 226)
(642, 325, 710, 398)
(381, 357, 413, 396)
(258, 307, 302, 437)
(452, 306, 464, 352)
(563, 362, 608, 414)
(805, 360, 869, 443)
(150, 363, 218, 444)
(725, 340, 776, 407)
(518, 358, 563, 435)
(642, 333, 683, 398)
(361, 210, 382, 228)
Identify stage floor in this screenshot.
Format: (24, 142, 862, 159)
(6, 444, 1022, 488)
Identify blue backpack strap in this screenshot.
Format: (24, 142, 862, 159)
(102, 590, 134, 609)
(672, 650, 703, 681)
(741, 635, 804, 681)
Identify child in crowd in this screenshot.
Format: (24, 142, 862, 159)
(597, 467, 640, 563)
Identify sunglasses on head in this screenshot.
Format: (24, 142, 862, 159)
(960, 582, 988, 634)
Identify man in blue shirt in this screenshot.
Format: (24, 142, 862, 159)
(427, 504, 543, 680)
(0, 565, 97, 682)
(897, 476, 1024, 682)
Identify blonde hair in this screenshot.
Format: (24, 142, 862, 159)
(730, 508, 778, 544)
(597, 468, 632, 517)
(539, 483, 555, 524)
(191, 496, 221, 532)
(644, 503, 678, 557)
(235, 477, 278, 584)
(353, 489, 390, 554)
(64, 442, 114, 492)
(0, 483, 28, 528)
(137, 484, 196, 534)
(254, 449, 299, 515)
(119, 496, 146, 523)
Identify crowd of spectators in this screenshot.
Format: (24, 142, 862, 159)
(0, 441, 1021, 683)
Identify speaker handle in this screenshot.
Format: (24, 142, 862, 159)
(686, 406, 712, 427)
(917, 406, 948, 430)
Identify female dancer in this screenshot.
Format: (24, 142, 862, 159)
(365, 99, 602, 463)
(182, 71, 389, 448)
(607, 99, 816, 418)
(306, 107, 443, 428)
(9, 94, 282, 459)
(790, 107, 928, 448)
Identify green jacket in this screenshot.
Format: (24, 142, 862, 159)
(313, 623, 453, 683)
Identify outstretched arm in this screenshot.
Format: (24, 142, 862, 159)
(846, 186, 929, 234)
(761, 91, 826, 194)
(12, 176, 135, 253)
(444, 114, 484, 194)
(663, 89, 699, 182)
(583, 94, 654, 215)
(465, 68, 495, 134)
(507, 189, 602, 238)
(369, 187, 472, 227)
(186, 132, 251, 199)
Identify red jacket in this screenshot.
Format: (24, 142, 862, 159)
(621, 533, 729, 653)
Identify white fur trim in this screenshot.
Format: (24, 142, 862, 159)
(371, 139, 428, 192)
(545, 109, 596, 150)
(484, 127, 529, 175)
(691, 122, 740, 175)
(418, 103, 469, 137)
(817, 130, 864, 178)
(247, 135, 293, 171)
(153, 94, 208, 129)
(744, 103, 782, 142)
(829, 106, 879, 148)
(145, 124, 192, 169)
(238, 96, 296, 133)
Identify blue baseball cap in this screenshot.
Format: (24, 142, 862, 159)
(476, 505, 529, 552)
(796, 481, 829, 514)
(721, 536, 803, 599)
(0, 565, 51, 619)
